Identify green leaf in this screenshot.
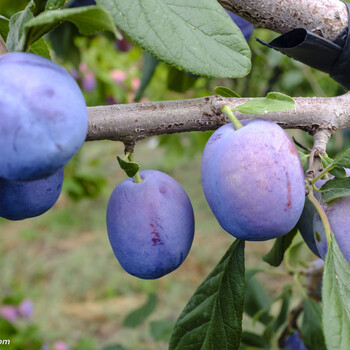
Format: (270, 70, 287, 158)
(134, 51, 159, 102)
(322, 235, 350, 350)
(234, 92, 295, 115)
(262, 227, 298, 267)
(320, 154, 346, 178)
(29, 37, 51, 58)
(96, 0, 251, 78)
(169, 240, 245, 350)
(123, 293, 157, 328)
(117, 156, 140, 178)
(320, 177, 350, 202)
(298, 151, 309, 168)
(272, 287, 291, 332)
(332, 145, 350, 168)
(167, 66, 198, 93)
(46, 0, 66, 10)
(0, 15, 9, 40)
(245, 275, 272, 325)
(24, 5, 120, 49)
(302, 297, 326, 350)
(6, 1, 35, 51)
(214, 86, 241, 98)
(150, 320, 175, 342)
(241, 331, 270, 348)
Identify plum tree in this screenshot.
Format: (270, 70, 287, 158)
(201, 120, 305, 241)
(0, 169, 64, 221)
(106, 170, 195, 279)
(0, 52, 87, 181)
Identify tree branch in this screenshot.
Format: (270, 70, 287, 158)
(86, 93, 350, 143)
(218, 0, 348, 41)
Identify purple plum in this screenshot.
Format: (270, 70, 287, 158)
(201, 120, 305, 241)
(0, 52, 87, 181)
(0, 169, 63, 221)
(226, 10, 254, 42)
(284, 331, 308, 350)
(106, 170, 195, 279)
(69, 0, 96, 7)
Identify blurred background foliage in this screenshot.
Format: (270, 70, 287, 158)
(0, 1, 348, 349)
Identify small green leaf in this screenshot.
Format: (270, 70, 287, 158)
(117, 156, 140, 178)
(235, 92, 295, 115)
(332, 146, 350, 168)
(167, 66, 198, 93)
(134, 51, 159, 102)
(0, 15, 9, 40)
(214, 86, 241, 98)
(302, 297, 326, 350)
(320, 177, 350, 202)
(29, 37, 50, 58)
(150, 320, 175, 341)
(272, 287, 291, 332)
(262, 227, 298, 267)
(241, 331, 270, 348)
(25, 5, 120, 49)
(322, 234, 350, 350)
(123, 293, 158, 328)
(298, 151, 309, 168)
(320, 154, 346, 178)
(96, 0, 251, 78)
(169, 240, 245, 350)
(45, 0, 66, 10)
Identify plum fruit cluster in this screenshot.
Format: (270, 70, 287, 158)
(106, 170, 195, 279)
(0, 52, 88, 220)
(201, 120, 305, 241)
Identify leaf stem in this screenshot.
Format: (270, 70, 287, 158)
(307, 190, 332, 246)
(221, 105, 243, 130)
(311, 164, 334, 185)
(128, 153, 142, 183)
(0, 36, 9, 55)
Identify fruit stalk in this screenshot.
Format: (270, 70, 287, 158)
(220, 105, 243, 130)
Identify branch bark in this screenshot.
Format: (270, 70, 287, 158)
(218, 0, 348, 41)
(86, 93, 350, 143)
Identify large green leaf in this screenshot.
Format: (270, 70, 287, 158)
(322, 234, 350, 350)
(46, 0, 66, 10)
(96, 0, 251, 78)
(29, 37, 51, 58)
(169, 239, 245, 350)
(302, 298, 326, 350)
(25, 6, 120, 48)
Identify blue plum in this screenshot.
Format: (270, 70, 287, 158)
(69, 0, 96, 7)
(0, 52, 88, 181)
(297, 197, 322, 258)
(106, 170, 195, 279)
(226, 10, 254, 42)
(0, 169, 63, 221)
(201, 120, 305, 241)
(284, 331, 308, 350)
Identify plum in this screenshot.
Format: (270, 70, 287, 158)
(297, 197, 322, 258)
(0, 52, 88, 181)
(69, 0, 96, 7)
(201, 120, 305, 241)
(313, 195, 350, 264)
(0, 169, 63, 220)
(284, 330, 308, 350)
(106, 170, 195, 279)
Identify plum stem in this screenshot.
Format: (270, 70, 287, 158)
(0, 35, 9, 55)
(128, 153, 142, 183)
(221, 105, 243, 130)
(307, 189, 332, 246)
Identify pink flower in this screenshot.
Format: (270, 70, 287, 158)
(131, 77, 140, 91)
(110, 69, 126, 83)
(17, 299, 34, 319)
(82, 72, 96, 91)
(0, 305, 18, 323)
(53, 341, 69, 350)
